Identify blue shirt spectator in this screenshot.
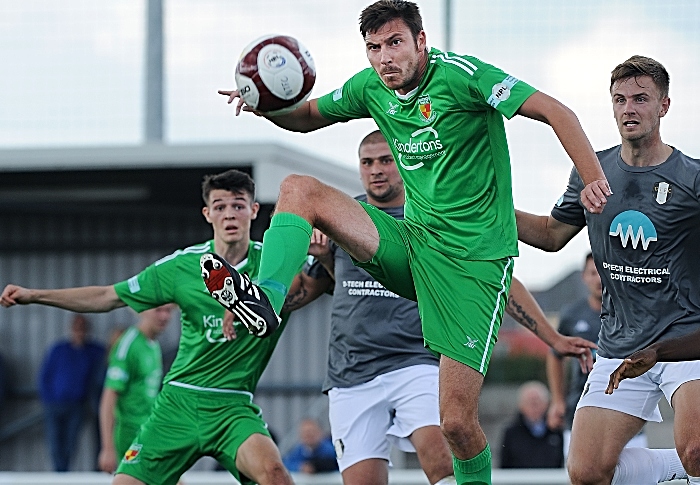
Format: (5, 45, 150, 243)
(38, 314, 105, 471)
(283, 418, 338, 474)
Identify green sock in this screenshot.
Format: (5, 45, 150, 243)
(452, 444, 491, 485)
(256, 212, 312, 313)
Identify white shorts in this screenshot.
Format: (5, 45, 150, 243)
(576, 355, 700, 422)
(327, 364, 440, 472)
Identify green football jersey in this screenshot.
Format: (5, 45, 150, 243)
(114, 240, 289, 394)
(317, 48, 537, 260)
(105, 326, 162, 430)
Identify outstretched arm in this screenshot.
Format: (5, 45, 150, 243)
(507, 277, 596, 372)
(606, 330, 700, 394)
(515, 210, 582, 252)
(1, 284, 125, 312)
(218, 91, 335, 133)
(517, 91, 611, 214)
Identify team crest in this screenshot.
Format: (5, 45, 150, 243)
(122, 443, 143, 464)
(653, 181, 672, 204)
(417, 94, 436, 123)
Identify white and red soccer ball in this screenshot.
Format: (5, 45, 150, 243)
(235, 35, 316, 116)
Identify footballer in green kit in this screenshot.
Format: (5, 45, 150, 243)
(216, 2, 611, 484)
(0, 170, 295, 485)
(99, 304, 174, 474)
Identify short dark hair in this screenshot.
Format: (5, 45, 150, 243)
(359, 130, 389, 154)
(359, 0, 423, 41)
(610, 55, 669, 99)
(201, 169, 255, 205)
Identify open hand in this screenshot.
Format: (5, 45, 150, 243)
(218, 89, 262, 117)
(552, 335, 597, 373)
(605, 348, 658, 394)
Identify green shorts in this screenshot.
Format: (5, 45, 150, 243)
(355, 201, 514, 375)
(115, 421, 141, 462)
(115, 383, 270, 485)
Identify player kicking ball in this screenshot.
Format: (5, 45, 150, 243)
(209, 1, 610, 484)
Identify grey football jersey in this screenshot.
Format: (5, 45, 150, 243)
(307, 196, 438, 392)
(551, 146, 700, 358)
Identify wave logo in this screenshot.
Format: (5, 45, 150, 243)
(609, 210, 657, 250)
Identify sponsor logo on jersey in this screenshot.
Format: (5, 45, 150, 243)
(653, 181, 672, 204)
(609, 210, 657, 250)
(487, 75, 520, 109)
(386, 101, 399, 115)
(203, 315, 228, 343)
(342, 279, 400, 298)
(555, 194, 564, 207)
(122, 443, 142, 464)
(393, 127, 444, 171)
(463, 336, 478, 349)
(332, 87, 343, 101)
(417, 94, 436, 123)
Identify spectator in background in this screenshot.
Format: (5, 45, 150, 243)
(500, 380, 563, 469)
(98, 304, 175, 474)
(547, 252, 647, 457)
(283, 418, 338, 474)
(39, 314, 106, 472)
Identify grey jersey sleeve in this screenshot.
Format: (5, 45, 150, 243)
(551, 167, 587, 227)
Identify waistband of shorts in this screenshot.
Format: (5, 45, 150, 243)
(165, 381, 254, 401)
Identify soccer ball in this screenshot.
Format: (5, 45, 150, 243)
(235, 34, 316, 116)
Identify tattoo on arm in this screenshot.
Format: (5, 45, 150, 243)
(283, 287, 308, 312)
(507, 296, 539, 335)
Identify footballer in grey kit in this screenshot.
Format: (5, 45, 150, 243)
(307, 195, 438, 393)
(551, 145, 700, 359)
(517, 56, 697, 485)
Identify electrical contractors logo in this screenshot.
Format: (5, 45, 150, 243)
(609, 210, 657, 250)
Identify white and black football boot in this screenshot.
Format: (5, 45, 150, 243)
(200, 253, 280, 338)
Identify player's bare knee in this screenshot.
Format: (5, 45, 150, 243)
(440, 415, 478, 450)
(279, 174, 322, 202)
(678, 442, 700, 476)
(257, 460, 292, 485)
(568, 460, 614, 485)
